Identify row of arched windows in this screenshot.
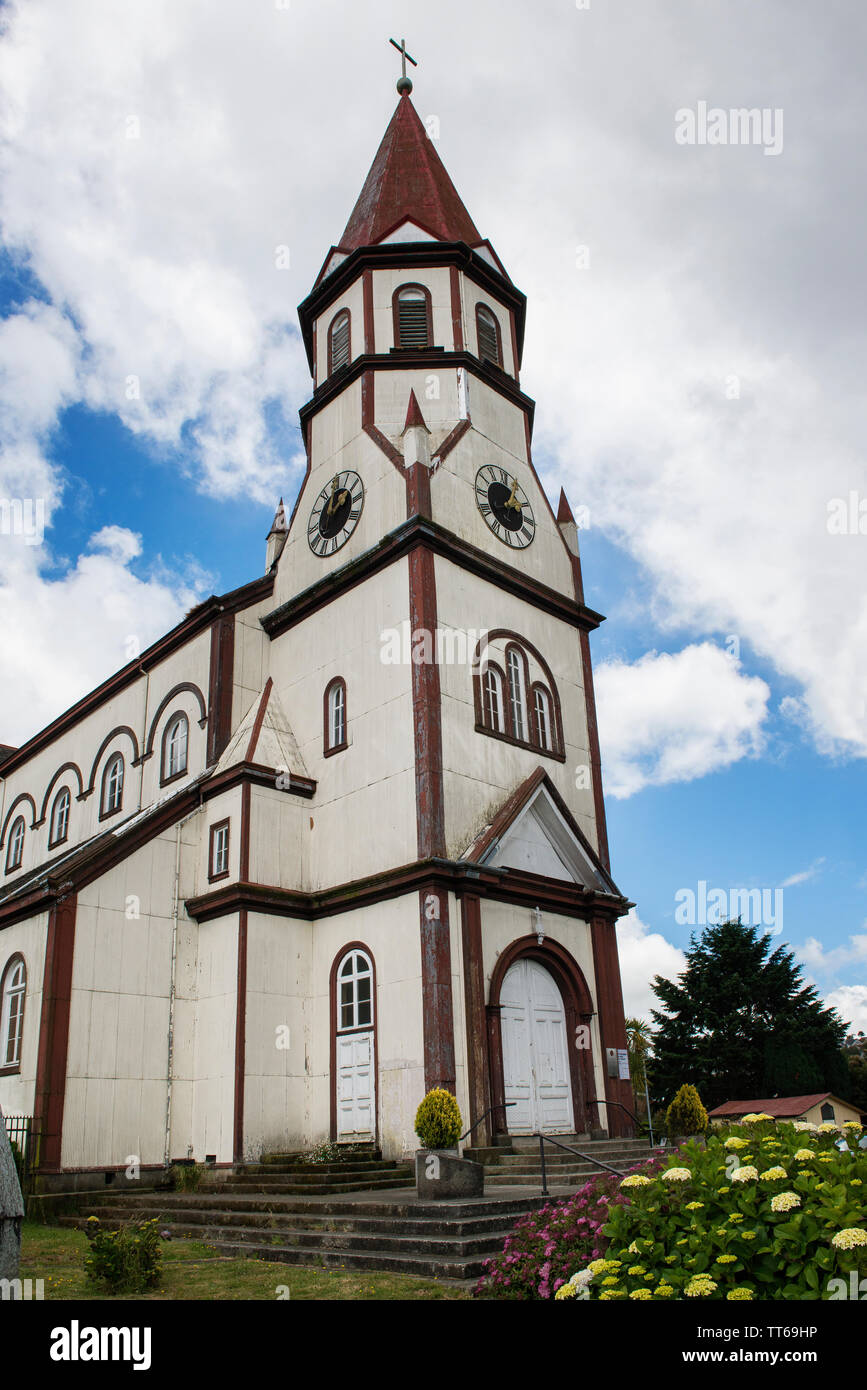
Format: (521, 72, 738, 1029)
(325, 290, 504, 378)
(3, 712, 191, 875)
(478, 638, 563, 757)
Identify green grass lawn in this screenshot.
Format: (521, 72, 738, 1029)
(19, 1223, 470, 1301)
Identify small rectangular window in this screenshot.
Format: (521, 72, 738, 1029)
(209, 821, 230, 880)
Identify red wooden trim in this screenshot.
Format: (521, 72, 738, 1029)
(233, 907, 248, 1163)
(245, 678, 273, 763)
(589, 912, 634, 1136)
(419, 885, 455, 1093)
(409, 544, 444, 859)
(486, 1004, 506, 1137)
(81, 726, 140, 799)
(509, 305, 520, 378)
(361, 370, 405, 474)
(431, 417, 470, 468)
(362, 269, 374, 353)
(474, 301, 503, 368)
(329, 942, 378, 1145)
(33, 892, 77, 1171)
(143, 682, 207, 759)
(459, 894, 490, 1142)
(580, 629, 610, 873)
(488, 935, 597, 1135)
(208, 818, 231, 883)
(392, 282, 434, 348)
(37, 763, 85, 825)
(327, 308, 351, 377)
(449, 265, 463, 350)
(1, 794, 38, 848)
(239, 782, 251, 882)
(159, 711, 190, 788)
(323, 676, 348, 756)
(207, 613, 235, 765)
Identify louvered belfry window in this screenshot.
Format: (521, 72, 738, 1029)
(396, 286, 430, 348)
(328, 310, 350, 374)
(476, 304, 502, 366)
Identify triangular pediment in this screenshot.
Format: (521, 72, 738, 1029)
(214, 679, 308, 780)
(376, 217, 439, 245)
(461, 768, 620, 896)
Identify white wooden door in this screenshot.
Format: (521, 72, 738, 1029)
(336, 1031, 374, 1137)
(501, 959, 574, 1134)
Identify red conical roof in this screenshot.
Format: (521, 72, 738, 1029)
(338, 94, 482, 251)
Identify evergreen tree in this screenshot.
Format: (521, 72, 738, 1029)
(650, 919, 849, 1110)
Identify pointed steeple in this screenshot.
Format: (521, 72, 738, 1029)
(266, 497, 288, 572)
(337, 95, 482, 253)
(402, 389, 431, 469)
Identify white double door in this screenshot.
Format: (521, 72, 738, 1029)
(336, 1031, 375, 1138)
(501, 959, 575, 1134)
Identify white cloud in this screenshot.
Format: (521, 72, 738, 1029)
(825, 986, 867, 1036)
(795, 932, 867, 978)
(779, 858, 826, 889)
(595, 643, 770, 798)
(616, 909, 686, 1023)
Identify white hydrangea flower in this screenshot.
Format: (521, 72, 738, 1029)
(661, 1167, 691, 1182)
(731, 1166, 759, 1183)
(771, 1192, 801, 1212)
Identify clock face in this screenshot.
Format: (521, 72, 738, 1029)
(307, 471, 364, 557)
(474, 466, 536, 548)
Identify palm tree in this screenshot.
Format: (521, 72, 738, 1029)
(625, 1018, 654, 1116)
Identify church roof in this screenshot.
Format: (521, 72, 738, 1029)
(336, 94, 482, 253)
(214, 678, 309, 781)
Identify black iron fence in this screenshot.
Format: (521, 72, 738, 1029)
(2, 1114, 41, 1193)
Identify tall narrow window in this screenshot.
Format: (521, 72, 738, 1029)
(162, 713, 189, 782)
(49, 788, 71, 846)
(338, 950, 373, 1031)
(533, 686, 552, 752)
(5, 817, 25, 873)
(0, 957, 25, 1069)
(209, 820, 230, 881)
(506, 647, 527, 742)
(476, 303, 502, 366)
(394, 285, 432, 348)
(483, 666, 505, 733)
(101, 754, 124, 817)
(324, 677, 347, 755)
(328, 309, 351, 374)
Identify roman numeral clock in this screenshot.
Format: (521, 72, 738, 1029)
(308, 471, 364, 556)
(475, 465, 535, 548)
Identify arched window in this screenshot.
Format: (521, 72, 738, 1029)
(49, 788, 71, 847)
(483, 665, 505, 734)
(337, 950, 373, 1032)
(476, 303, 503, 367)
(820, 1102, 835, 1122)
(393, 284, 432, 348)
(162, 712, 189, 783)
(101, 754, 124, 817)
(0, 956, 26, 1070)
(328, 309, 351, 375)
(324, 677, 347, 755)
(532, 684, 553, 752)
(5, 817, 25, 873)
(506, 645, 528, 743)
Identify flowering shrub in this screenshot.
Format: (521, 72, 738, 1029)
(84, 1217, 165, 1293)
(556, 1119, 867, 1300)
(474, 1157, 665, 1299)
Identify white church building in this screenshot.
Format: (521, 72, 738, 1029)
(0, 86, 635, 1183)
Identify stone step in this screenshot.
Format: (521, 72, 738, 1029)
(214, 1178, 416, 1196)
(239, 1159, 405, 1176)
(204, 1238, 490, 1281)
(63, 1204, 529, 1239)
(225, 1166, 412, 1185)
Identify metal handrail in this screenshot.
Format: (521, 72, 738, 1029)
(532, 1132, 624, 1196)
(459, 1102, 516, 1145)
(586, 1097, 641, 1131)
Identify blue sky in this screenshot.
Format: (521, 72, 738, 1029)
(0, 0, 864, 1033)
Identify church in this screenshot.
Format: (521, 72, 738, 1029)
(0, 72, 635, 1184)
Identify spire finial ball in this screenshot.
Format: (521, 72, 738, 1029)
(397, 76, 413, 95)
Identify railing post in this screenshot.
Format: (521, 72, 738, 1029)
(538, 1133, 548, 1197)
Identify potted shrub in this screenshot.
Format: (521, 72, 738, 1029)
(665, 1083, 708, 1145)
(414, 1088, 483, 1199)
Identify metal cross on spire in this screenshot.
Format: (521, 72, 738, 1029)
(389, 37, 417, 96)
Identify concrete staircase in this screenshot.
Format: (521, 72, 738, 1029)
(222, 1149, 415, 1196)
(465, 1134, 654, 1188)
(61, 1191, 549, 1281)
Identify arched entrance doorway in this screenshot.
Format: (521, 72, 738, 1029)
(501, 959, 574, 1133)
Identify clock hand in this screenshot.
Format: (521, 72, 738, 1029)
(504, 476, 522, 510)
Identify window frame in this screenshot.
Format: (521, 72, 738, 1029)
(472, 632, 566, 761)
(5, 817, 25, 873)
(0, 954, 26, 1074)
(475, 302, 503, 368)
(505, 643, 530, 744)
(48, 787, 71, 848)
(161, 711, 190, 787)
(335, 948, 374, 1035)
(327, 308, 351, 376)
(324, 677, 348, 757)
(531, 682, 554, 753)
(99, 753, 125, 821)
(392, 283, 434, 350)
(208, 818, 231, 883)
(482, 661, 506, 735)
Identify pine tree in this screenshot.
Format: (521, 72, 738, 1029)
(650, 919, 849, 1110)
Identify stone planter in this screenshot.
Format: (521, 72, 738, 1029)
(415, 1148, 484, 1200)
